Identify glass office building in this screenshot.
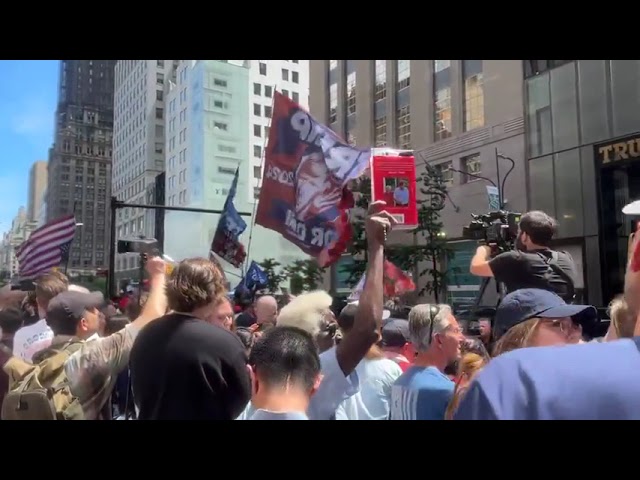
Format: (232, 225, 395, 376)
(525, 60, 640, 306)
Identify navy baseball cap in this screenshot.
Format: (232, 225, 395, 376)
(494, 288, 597, 339)
(381, 318, 410, 347)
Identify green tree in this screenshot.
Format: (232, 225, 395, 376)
(283, 261, 305, 295)
(283, 259, 326, 294)
(414, 163, 457, 301)
(258, 258, 287, 294)
(340, 163, 456, 299)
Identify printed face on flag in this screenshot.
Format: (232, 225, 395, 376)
(256, 92, 370, 263)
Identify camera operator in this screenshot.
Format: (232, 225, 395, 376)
(469, 210, 577, 302)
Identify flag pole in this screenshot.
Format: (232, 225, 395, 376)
(245, 85, 278, 262)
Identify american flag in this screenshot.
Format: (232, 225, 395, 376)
(17, 215, 77, 278)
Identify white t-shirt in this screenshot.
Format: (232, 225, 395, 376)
(12, 319, 54, 363)
(335, 357, 402, 420)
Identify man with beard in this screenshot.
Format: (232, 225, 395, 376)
(469, 210, 577, 303)
(390, 304, 464, 420)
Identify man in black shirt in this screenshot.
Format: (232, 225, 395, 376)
(129, 258, 251, 420)
(470, 210, 577, 302)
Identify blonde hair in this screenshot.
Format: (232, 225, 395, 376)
(445, 353, 487, 419)
(492, 318, 540, 357)
(608, 295, 635, 339)
(277, 290, 333, 337)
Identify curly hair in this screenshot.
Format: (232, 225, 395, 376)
(165, 257, 226, 313)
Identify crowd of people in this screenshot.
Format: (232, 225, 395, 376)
(1, 201, 640, 420)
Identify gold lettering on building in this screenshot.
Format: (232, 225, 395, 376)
(598, 138, 640, 164)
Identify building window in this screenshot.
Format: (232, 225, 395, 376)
(524, 60, 574, 79)
(264, 106, 272, 118)
(264, 85, 273, 97)
(253, 145, 262, 157)
(436, 161, 453, 185)
(292, 71, 299, 84)
(396, 105, 411, 149)
(253, 83, 261, 95)
(461, 153, 481, 183)
(374, 117, 386, 147)
(213, 78, 227, 88)
(434, 60, 452, 141)
(526, 73, 553, 157)
(253, 124, 261, 137)
(214, 122, 228, 131)
(282, 69, 289, 81)
(253, 166, 262, 179)
(253, 103, 261, 116)
(329, 83, 338, 124)
(347, 130, 356, 146)
(463, 60, 484, 131)
(292, 91, 299, 103)
(259, 62, 267, 75)
(397, 60, 410, 90)
(346, 71, 356, 115)
(374, 60, 386, 102)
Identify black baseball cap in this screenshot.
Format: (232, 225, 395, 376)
(494, 288, 597, 339)
(381, 318, 410, 347)
(47, 290, 105, 331)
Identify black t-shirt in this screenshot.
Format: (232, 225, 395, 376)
(129, 313, 251, 420)
(488, 249, 577, 300)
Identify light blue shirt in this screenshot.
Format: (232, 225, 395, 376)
(237, 346, 359, 420)
(393, 187, 409, 205)
(335, 357, 402, 420)
(390, 366, 454, 420)
(454, 338, 640, 420)
(249, 409, 308, 420)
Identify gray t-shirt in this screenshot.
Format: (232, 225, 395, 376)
(249, 409, 308, 420)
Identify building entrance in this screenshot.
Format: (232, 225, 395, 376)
(599, 160, 640, 303)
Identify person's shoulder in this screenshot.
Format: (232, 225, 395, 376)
(369, 357, 403, 377)
(472, 340, 640, 417)
(403, 366, 453, 390)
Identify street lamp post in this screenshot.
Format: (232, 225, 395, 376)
(447, 149, 516, 210)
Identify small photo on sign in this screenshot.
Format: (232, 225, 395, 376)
(383, 177, 411, 207)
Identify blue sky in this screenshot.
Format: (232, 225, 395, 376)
(0, 60, 59, 237)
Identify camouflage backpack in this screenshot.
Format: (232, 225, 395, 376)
(1, 340, 85, 420)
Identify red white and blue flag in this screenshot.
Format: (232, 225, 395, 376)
(17, 214, 77, 278)
(256, 92, 371, 267)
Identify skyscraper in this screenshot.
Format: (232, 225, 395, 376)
(27, 161, 47, 223)
(111, 60, 176, 282)
(46, 60, 116, 272)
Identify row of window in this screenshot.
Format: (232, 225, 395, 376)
(330, 60, 485, 149)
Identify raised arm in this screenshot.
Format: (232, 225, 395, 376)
(335, 200, 397, 375)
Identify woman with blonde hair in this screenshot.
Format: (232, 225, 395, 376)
(491, 288, 597, 357)
(445, 353, 486, 419)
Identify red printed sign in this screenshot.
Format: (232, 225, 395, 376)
(370, 151, 418, 230)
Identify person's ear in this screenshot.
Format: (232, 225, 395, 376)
(310, 374, 324, 397)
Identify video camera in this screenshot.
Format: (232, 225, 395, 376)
(117, 237, 160, 256)
(462, 210, 522, 256)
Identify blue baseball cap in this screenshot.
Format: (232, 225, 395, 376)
(494, 288, 597, 339)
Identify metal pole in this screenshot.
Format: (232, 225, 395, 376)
(107, 198, 253, 298)
(108, 197, 118, 298)
(495, 148, 502, 208)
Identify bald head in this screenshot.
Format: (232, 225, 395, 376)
(255, 295, 278, 325)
